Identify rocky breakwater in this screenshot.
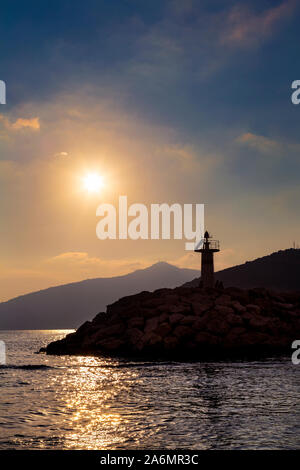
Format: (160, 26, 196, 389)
(41, 286, 300, 359)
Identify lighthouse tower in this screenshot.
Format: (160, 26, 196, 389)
(195, 231, 220, 288)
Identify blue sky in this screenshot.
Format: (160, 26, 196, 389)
(0, 0, 300, 299)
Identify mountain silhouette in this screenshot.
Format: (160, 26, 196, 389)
(1, 249, 299, 330)
(0, 262, 199, 329)
(185, 249, 300, 291)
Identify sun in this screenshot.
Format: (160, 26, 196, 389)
(83, 173, 104, 193)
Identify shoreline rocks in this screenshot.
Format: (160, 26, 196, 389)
(40, 286, 300, 359)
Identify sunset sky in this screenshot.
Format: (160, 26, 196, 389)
(1, 0, 300, 301)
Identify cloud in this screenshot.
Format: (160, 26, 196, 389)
(0, 114, 40, 131)
(221, 0, 296, 47)
(157, 143, 223, 175)
(54, 151, 69, 158)
(173, 248, 235, 272)
(172, 252, 200, 270)
(46, 251, 148, 277)
(121, 0, 297, 90)
(11, 117, 40, 130)
(236, 132, 281, 154)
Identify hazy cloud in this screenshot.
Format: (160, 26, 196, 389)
(221, 0, 296, 47)
(46, 251, 148, 277)
(0, 114, 40, 132)
(236, 132, 281, 154)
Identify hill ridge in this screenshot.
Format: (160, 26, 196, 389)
(185, 248, 300, 291)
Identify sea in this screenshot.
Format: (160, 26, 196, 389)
(0, 330, 299, 450)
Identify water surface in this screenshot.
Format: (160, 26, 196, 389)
(0, 330, 299, 449)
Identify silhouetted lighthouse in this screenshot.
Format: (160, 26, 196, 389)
(195, 231, 220, 288)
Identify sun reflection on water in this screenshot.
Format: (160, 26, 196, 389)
(49, 355, 142, 448)
(1, 331, 299, 450)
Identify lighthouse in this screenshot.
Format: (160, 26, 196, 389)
(194, 231, 220, 288)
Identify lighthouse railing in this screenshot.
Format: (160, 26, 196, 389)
(194, 239, 220, 251)
(209, 240, 220, 250)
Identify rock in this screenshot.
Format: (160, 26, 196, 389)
(273, 302, 294, 310)
(242, 312, 253, 323)
(126, 328, 144, 345)
(155, 322, 172, 338)
(180, 315, 196, 325)
(249, 316, 269, 329)
(249, 288, 270, 299)
(194, 332, 219, 346)
(128, 317, 144, 328)
(144, 316, 159, 333)
(225, 287, 250, 305)
(173, 325, 194, 339)
(144, 332, 162, 348)
(168, 305, 190, 315)
(230, 301, 246, 313)
(227, 312, 243, 327)
(215, 295, 232, 305)
(100, 322, 125, 337)
(96, 338, 125, 351)
(215, 305, 234, 315)
(92, 312, 107, 323)
(206, 317, 230, 336)
(224, 327, 247, 346)
(141, 308, 161, 319)
(143, 298, 165, 308)
(191, 301, 212, 316)
(246, 304, 261, 315)
(193, 312, 212, 331)
(162, 294, 179, 304)
(74, 321, 92, 336)
(159, 313, 169, 323)
(86, 322, 124, 344)
(169, 313, 184, 325)
(164, 335, 179, 350)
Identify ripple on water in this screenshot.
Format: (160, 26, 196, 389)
(0, 330, 299, 449)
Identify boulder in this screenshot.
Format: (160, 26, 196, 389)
(141, 308, 161, 319)
(159, 313, 169, 323)
(164, 335, 179, 351)
(168, 304, 191, 315)
(227, 312, 243, 327)
(230, 301, 246, 313)
(215, 295, 232, 305)
(144, 316, 159, 333)
(144, 332, 162, 348)
(215, 305, 234, 315)
(173, 325, 194, 340)
(180, 315, 196, 325)
(246, 304, 261, 315)
(249, 316, 269, 329)
(126, 328, 144, 346)
(224, 327, 247, 347)
(155, 322, 172, 338)
(194, 332, 219, 346)
(169, 313, 185, 325)
(206, 317, 230, 336)
(96, 338, 125, 351)
(191, 301, 212, 316)
(128, 317, 144, 329)
(273, 302, 294, 310)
